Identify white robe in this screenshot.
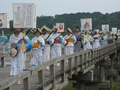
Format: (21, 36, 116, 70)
(83, 34, 88, 50)
(93, 34, 100, 49)
(30, 36, 45, 65)
(83, 34, 92, 50)
(51, 33, 64, 59)
(64, 34, 76, 55)
(8, 33, 29, 76)
(41, 34, 53, 63)
(87, 35, 92, 49)
(99, 36, 104, 47)
(103, 35, 108, 45)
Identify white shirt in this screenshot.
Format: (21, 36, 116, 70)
(31, 36, 45, 49)
(64, 34, 76, 46)
(52, 32, 64, 47)
(8, 32, 29, 46)
(41, 33, 53, 46)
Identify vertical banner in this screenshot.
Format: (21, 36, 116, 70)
(13, 3, 37, 28)
(112, 28, 117, 34)
(56, 23, 64, 32)
(0, 13, 9, 28)
(118, 30, 120, 35)
(102, 24, 109, 32)
(80, 18, 92, 30)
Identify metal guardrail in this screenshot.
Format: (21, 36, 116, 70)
(0, 42, 120, 90)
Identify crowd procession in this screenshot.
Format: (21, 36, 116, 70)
(7, 26, 119, 84)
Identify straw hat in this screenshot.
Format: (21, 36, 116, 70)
(87, 30, 90, 34)
(10, 26, 23, 31)
(67, 28, 72, 33)
(33, 28, 42, 34)
(103, 31, 107, 34)
(98, 31, 103, 34)
(52, 26, 59, 31)
(41, 25, 52, 32)
(82, 30, 85, 34)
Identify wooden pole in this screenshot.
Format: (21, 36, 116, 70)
(1, 29, 6, 67)
(23, 29, 26, 69)
(2, 29, 5, 54)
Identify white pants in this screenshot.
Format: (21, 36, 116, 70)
(51, 45, 61, 59)
(42, 46, 50, 63)
(65, 46, 74, 55)
(30, 48, 42, 65)
(84, 43, 87, 51)
(10, 51, 24, 76)
(93, 41, 100, 49)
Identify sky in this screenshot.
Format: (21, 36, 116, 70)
(0, 0, 120, 20)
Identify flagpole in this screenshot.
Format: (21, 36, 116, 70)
(2, 29, 6, 67)
(23, 28, 26, 69)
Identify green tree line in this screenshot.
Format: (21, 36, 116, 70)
(1, 11, 120, 38)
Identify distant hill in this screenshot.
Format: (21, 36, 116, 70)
(1, 11, 120, 38)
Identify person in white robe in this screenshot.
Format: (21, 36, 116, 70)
(83, 31, 88, 50)
(64, 28, 76, 62)
(98, 31, 104, 47)
(103, 32, 108, 46)
(41, 27, 53, 70)
(51, 26, 64, 67)
(87, 31, 92, 49)
(92, 31, 100, 49)
(30, 28, 45, 67)
(8, 28, 29, 84)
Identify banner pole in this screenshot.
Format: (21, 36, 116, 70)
(1, 29, 6, 67)
(23, 28, 26, 69)
(2, 29, 5, 54)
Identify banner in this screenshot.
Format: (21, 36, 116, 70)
(112, 28, 117, 34)
(80, 18, 92, 30)
(117, 30, 120, 35)
(95, 29, 99, 32)
(0, 13, 9, 28)
(102, 24, 109, 32)
(56, 23, 64, 32)
(13, 3, 36, 28)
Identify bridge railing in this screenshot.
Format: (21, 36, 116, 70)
(0, 42, 119, 90)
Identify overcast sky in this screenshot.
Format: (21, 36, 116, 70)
(0, 0, 120, 20)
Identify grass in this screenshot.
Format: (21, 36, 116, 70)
(62, 81, 120, 90)
(113, 81, 120, 90)
(62, 81, 76, 90)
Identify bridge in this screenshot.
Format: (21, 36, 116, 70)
(0, 42, 120, 90)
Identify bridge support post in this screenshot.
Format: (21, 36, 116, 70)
(100, 65, 105, 81)
(76, 81, 85, 90)
(71, 71, 94, 90)
(115, 51, 120, 81)
(50, 64, 55, 89)
(61, 59, 65, 82)
(38, 69, 44, 90)
(23, 77, 30, 90)
(109, 57, 114, 90)
(99, 61, 106, 90)
(94, 64, 99, 81)
(1, 56, 6, 67)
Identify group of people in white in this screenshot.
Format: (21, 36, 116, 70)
(8, 26, 117, 84)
